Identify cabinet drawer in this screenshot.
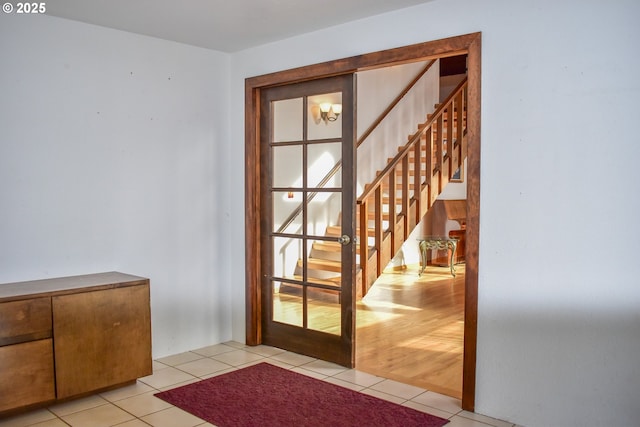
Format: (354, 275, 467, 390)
(0, 339, 56, 412)
(0, 298, 51, 346)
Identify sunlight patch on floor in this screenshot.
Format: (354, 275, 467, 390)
(359, 299, 421, 312)
(356, 309, 401, 324)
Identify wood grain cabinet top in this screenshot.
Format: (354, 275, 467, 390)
(0, 271, 149, 302)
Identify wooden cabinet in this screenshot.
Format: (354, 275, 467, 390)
(0, 272, 152, 415)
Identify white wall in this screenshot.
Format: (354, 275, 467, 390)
(230, 1, 640, 426)
(2, 1, 639, 426)
(0, 14, 232, 358)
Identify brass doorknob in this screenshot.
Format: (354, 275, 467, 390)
(337, 235, 351, 246)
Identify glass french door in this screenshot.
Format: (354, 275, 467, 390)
(259, 74, 356, 367)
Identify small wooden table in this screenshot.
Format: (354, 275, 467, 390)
(418, 236, 459, 277)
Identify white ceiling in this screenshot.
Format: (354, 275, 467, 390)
(44, 0, 436, 52)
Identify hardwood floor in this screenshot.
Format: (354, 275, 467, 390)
(356, 263, 464, 399)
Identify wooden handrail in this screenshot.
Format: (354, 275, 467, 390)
(414, 76, 468, 146)
(357, 60, 436, 148)
(357, 76, 467, 204)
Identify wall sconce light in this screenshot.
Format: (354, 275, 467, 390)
(316, 102, 342, 125)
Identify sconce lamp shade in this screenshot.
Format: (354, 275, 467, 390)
(317, 102, 341, 124)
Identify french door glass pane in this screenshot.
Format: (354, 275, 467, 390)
(308, 290, 341, 335)
(272, 280, 303, 327)
(272, 236, 302, 279)
(307, 142, 342, 188)
(273, 98, 303, 143)
(273, 191, 303, 234)
(306, 192, 341, 236)
(273, 145, 302, 188)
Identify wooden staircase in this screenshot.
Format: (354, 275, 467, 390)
(288, 78, 468, 300)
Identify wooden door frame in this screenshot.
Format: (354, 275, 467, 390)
(245, 32, 481, 411)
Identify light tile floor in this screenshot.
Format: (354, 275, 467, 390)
(0, 342, 516, 427)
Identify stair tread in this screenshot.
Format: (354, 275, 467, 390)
(287, 275, 341, 288)
(314, 240, 366, 251)
(327, 225, 379, 237)
(313, 241, 341, 250)
(298, 257, 342, 272)
(313, 240, 376, 259)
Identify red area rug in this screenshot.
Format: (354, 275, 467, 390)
(155, 362, 449, 427)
